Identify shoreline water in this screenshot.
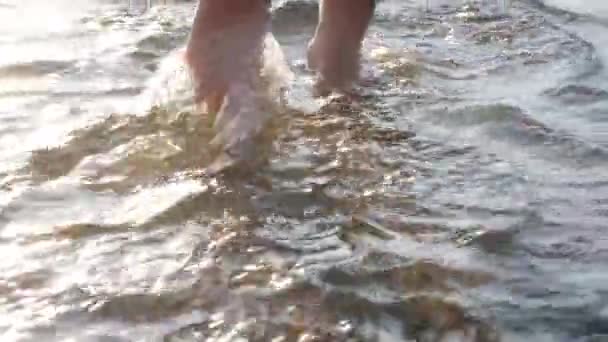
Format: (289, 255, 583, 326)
(1, 1, 608, 341)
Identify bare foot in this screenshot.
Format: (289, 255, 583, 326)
(184, 0, 272, 171)
(307, 0, 375, 96)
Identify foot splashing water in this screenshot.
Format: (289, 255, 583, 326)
(136, 1, 292, 174)
(135, 0, 375, 175)
(5, 0, 608, 341)
(136, 0, 294, 174)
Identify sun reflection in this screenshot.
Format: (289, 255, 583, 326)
(0, 1, 92, 36)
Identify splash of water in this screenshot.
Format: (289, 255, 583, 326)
(133, 27, 294, 172)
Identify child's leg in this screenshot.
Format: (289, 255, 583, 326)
(307, 0, 375, 95)
(185, 0, 270, 111)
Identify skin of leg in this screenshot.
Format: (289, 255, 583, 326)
(184, 0, 276, 174)
(307, 0, 375, 95)
(206, 89, 227, 115)
(184, 0, 270, 114)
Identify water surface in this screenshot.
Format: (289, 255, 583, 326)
(1, 0, 608, 341)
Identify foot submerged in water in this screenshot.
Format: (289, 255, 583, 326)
(184, 0, 281, 174)
(183, 0, 374, 173)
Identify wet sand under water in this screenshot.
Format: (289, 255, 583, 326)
(1, 0, 608, 341)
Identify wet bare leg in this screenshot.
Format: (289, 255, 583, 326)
(184, 0, 270, 114)
(184, 0, 274, 173)
(307, 0, 375, 96)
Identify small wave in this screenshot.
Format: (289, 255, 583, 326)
(0, 177, 207, 240)
(534, 0, 608, 21)
(543, 84, 608, 104)
(419, 103, 608, 167)
(0, 60, 73, 78)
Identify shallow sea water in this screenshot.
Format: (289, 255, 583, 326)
(1, 0, 608, 341)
